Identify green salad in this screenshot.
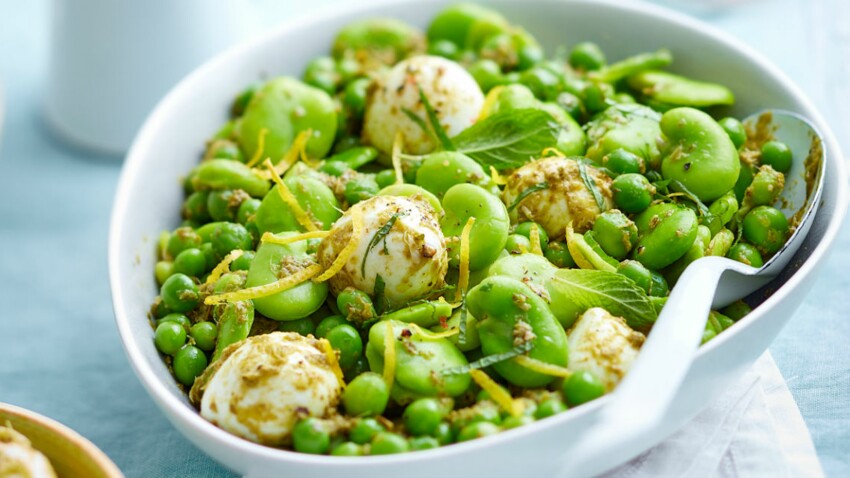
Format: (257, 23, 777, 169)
(148, 2, 792, 456)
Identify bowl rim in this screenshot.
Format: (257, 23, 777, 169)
(0, 402, 124, 477)
(109, 0, 849, 469)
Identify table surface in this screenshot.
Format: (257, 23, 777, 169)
(1, 1, 848, 477)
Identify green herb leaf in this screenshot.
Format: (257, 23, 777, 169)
(507, 182, 549, 212)
(458, 295, 468, 346)
(452, 108, 562, 170)
(417, 86, 455, 151)
(669, 179, 711, 216)
(361, 212, 404, 277)
(579, 161, 607, 211)
(373, 274, 388, 316)
(550, 268, 657, 331)
(441, 341, 534, 375)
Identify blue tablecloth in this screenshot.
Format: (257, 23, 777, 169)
(1, 1, 847, 476)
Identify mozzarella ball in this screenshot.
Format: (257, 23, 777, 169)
(502, 156, 613, 238)
(199, 333, 341, 446)
(362, 55, 484, 156)
(317, 195, 448, 307)
(0, 426, 57, 478)
(567, 307, 645, 392)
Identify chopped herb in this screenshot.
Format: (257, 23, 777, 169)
(361, 212, 404, 277)
(373, 274, 387, 315)
(418, 86, 455, 151)
(401, 107, 430, 135)
(508, 182, 549, 212)
(441, 341, 534, 375)
(458, 295, 468, 346)
(669, 179, 711, 216)
(579, 162, 607, 211)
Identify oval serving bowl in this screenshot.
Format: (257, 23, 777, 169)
(108, 0, 848, 476)
(0, 403, 124, 478)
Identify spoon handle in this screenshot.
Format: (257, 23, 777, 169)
(563, 257, 739, 474)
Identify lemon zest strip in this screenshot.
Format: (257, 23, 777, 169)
(204, 263, 322, 305)
(541, 147, 565, 158)
(383, 321, 396, 390)
(264, 159, 319, 232)
(514, 355, 573, 378)
(489, 166, 507, 186)
(455, 217, 476, 304)
(319, 338, 346, 389)
(469, 369, 523, 418)
(260, 230, 330, 246)
(407, 322, 459, 340)
(529, 224, 544, 256)
(245, 128, 269, 167)
(312, 205, 364, 283)
(205, 250, 244, 286)
(392, 131, 405, 185)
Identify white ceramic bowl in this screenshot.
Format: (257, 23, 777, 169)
(108, 1, 848, 477)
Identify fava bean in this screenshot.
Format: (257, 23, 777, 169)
(441, 183, 510, 271)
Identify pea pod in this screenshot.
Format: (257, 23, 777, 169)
(190, 159, 270, 198)
(660, 107, 740, 202)
(633, 203, 699, 270)
(467, 276, 569, 387)
(380, 300, 453, 328)
(254, 176, 341, 234)
(441, 184, 510, 271)
(627, 70, 734, 107)
(245, 232, 328, 320)
(238, 77, 337, 161)
(366, 319, 471, 403)
(590, 49, 673, 84)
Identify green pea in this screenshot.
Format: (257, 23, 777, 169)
(238, 77, 337, 161)
(375, 170, 397, 189)
(381, 300, 452, 328)
(726, 243, 764, 268)
(331, 441, 362, 456)
(235, 198, 261, 227)
(343, 372, 389, 417)
(563, 371, 605, 406)
(155, 260, 175, 285)
(467, 59, 503, 92)
(182, 191, 212, 223)
(733, 162, 755, 203)
(415, 151, 489, 199)
(173, 345, 208, 387)
(204, 139, 244, 162)
(245, 232, 328, 320)
(648, 270, 669, 297)
(173, 248, 207, 278)
(152, 299, 172, 319)
(504, 234, 530, 254)
(231, 84, 257, 117)
(760, 140, 792, 173)
(428, 39, 459, 59)
(228, 250, 254, 272)
(293, 418, 331, 455)
(544, 241, 575, 268)
(303, 56, 339, 95)
(370, 432, 410, 455)
(207, 189, 242, 220)
(468, 276, 568, 387)
(519, 67, 561, 102)
(404, 398, 446, 437)
(660, 107, 740, 202)
(721, 300, 752, 321)
(327, 324, 363, 369)
(190, 321, 218, 352)
(254, 176, 341, 234)
(344, 175, 380, 205)
(456, 422, 501, 442)
(409, 436, 440, 451)
(158, 313, 191, 332)
(582, 82, 609, 114)
(315, 315, 347, 339)
(190, 159, 270, 198)
(742, 206, 789, 255)
(277, 317, 314, 336)
(592, 210, 638, 260)
(205, 222, 253, 263)
(611, 174, 654, 213)
(513, 222, 549, 252)
(602, 149, 644, 175)
(627, 70, 734, 108)
(428, 3, 506, 48)
(432, 421, 454, 445)
(719, 117, 747, 149)
(337, 288, 376, 323)
(154, 322, 187, 356)
(343, 78, 370, 121)
(633, 203, 699, 270)
(441, 184, 510, 271)
(377, 184, 443, 213)
(166, 227, 202, 259)
(534, 397, 567, 419)
(349, 418, 384, 445)
(556, 91, 583, 122)
(569, 42, 606, 71)
(160, 273, 200, 313)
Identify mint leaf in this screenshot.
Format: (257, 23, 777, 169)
(452, 108, 562, 170)
(550, 269, 657, 331)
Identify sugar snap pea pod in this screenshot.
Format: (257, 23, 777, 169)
(467, 276, 569, 387)
(238, 77, 337, 161)
(702, 190, 739, 236)
(585, 104, 663, 168)
(589, 49, 673, 84)
(254, 176, 341, 235)
(441, 183, 510, 271)
(415, 151, 490, 199)
(627, 70, 734, 107)
(707, 228, 734, 257)
(332, 18, 424, 65)
(380, 300, 452, 328)
(428, 3, 507, 47)
(660, 107, 740, 202)
(632, 203, 699, 270)
(377, 184, 443, 213)
(245, 232, 328, 321)
(211, 272, 254, 362)
(190, 159, 270, 198)
(367, 319, 471, 402)
(737, 165, 785, 219)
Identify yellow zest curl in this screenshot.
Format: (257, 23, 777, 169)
(469, 369, 523, 418)
(319, 338, 346, 389)
(261, 230, 330, 246)
(205, 250, 244, 286)
(478, 85, 504, 121)
(407, 322, 459, 340)
(204, 263, 322, 305)
(264, 159, 319, 232)
(489, 166, 507, 186)
(529, 224, 544, 256)
(383, 321, 396, 390)
(455, 217, 476, 303)
(514, 356, 573, 378)
(246, 128, 269, 167)
(313, 205, 364, 283)
(541, 147, 565, 158)
(392, 131, 405, 185)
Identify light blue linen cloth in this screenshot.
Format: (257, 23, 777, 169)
(0, 1, 846, 477)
